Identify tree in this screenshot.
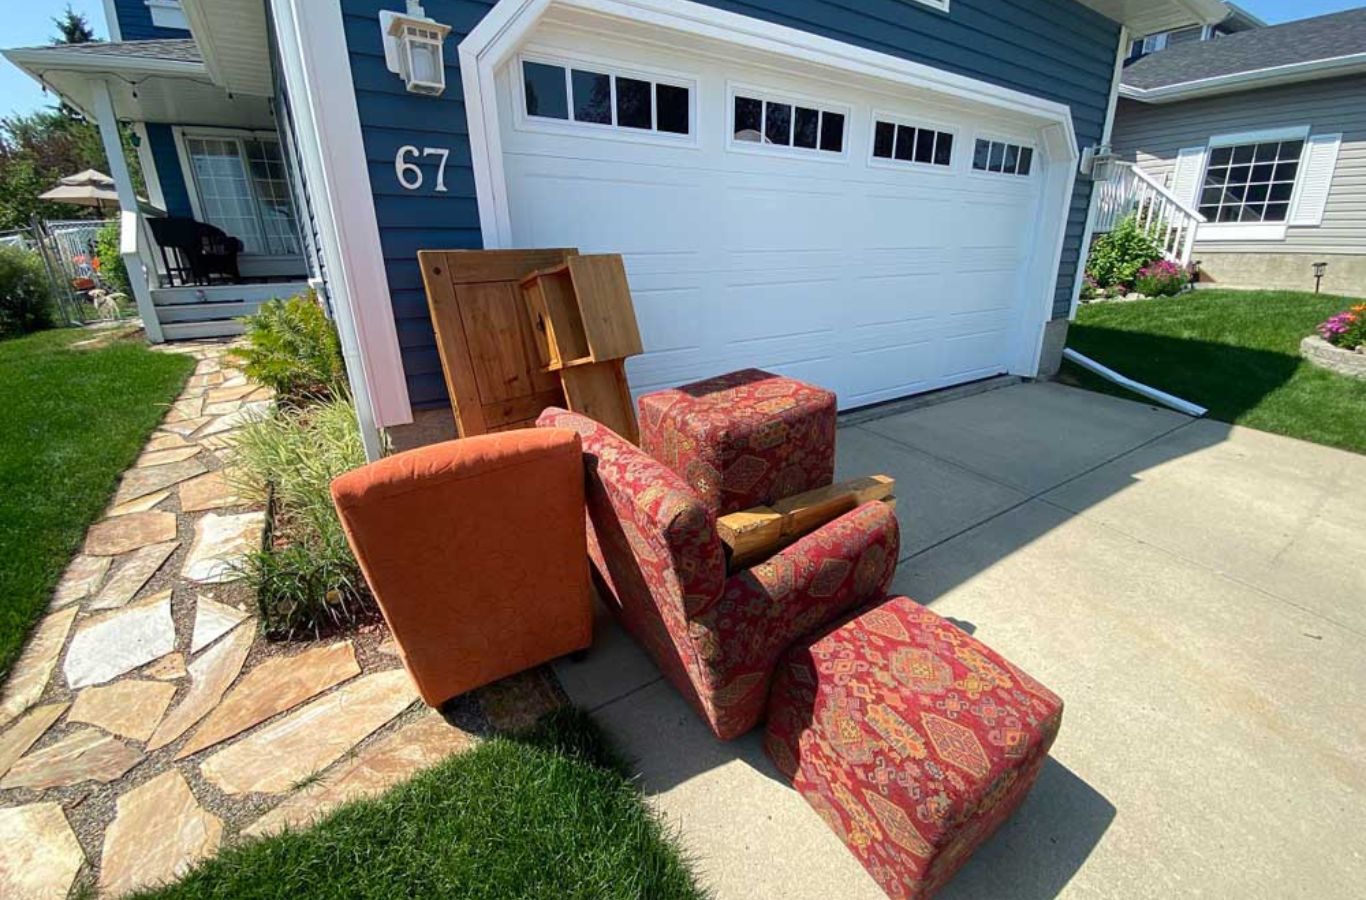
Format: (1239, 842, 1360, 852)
(52, 6, 98, 45)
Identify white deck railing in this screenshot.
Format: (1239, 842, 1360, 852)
(1091, 160, 1206, 266)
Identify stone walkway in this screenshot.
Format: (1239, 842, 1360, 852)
(0, 340, 560, 898)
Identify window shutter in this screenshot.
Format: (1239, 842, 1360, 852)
(1170, 145, 1207, 209)
(1289, 133, 1342, 227)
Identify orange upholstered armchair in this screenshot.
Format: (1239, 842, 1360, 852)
(330, 429, 592, 707)
(537, 408, 899, 740)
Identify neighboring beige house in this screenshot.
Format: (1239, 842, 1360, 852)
(1109, 6, 1366, 297)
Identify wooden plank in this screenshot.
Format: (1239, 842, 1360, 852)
(719, 475, 897, 569)
(566, 255, 644, 362)
(419, 251, 487, 437)
(558, 360, 639, 443)
(418, 248, 577, 438)
(441, 248, 579, 284)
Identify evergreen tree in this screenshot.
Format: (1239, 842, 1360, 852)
(52, 6, 99, 45)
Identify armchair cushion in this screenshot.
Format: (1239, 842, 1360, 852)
(696, 501, 900, 738)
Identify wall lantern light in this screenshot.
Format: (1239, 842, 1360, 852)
(380, 2, 452, 96)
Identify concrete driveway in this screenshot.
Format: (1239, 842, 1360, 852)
(555, 380, 1366, 900)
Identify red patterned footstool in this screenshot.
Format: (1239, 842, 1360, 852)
(765, 597, 1063, 899)
(637, 368, 836, 515)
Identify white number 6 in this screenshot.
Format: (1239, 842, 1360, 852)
(395, 145, 450, 193)
(395, 145, 423, 190)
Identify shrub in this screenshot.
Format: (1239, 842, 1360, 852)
(231, 397, 374, 637)
(1316, 304, 1366, 351)
(93, 220, 129, 295)
(230, 292, 346, 403)
(1132, 259, 1188, 297)
(0, 244, 55, 338)
(1079, 275, 1099, 301)
(1086, 214, 1162, 290)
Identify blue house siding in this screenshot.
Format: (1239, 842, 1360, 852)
(143, 123, 193, 219)
(342, 0, 1118, 409)
(112, 0, 190, 41)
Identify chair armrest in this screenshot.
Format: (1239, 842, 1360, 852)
(711, 500, 900, 676)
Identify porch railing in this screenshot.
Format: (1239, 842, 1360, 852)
(1091, 160, 1206, 267)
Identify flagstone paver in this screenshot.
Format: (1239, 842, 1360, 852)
(84, 510, 177, 557)
(51, 555, 111, 609)
(136, 445, 203, 468)
(90, 541, 178, 610)
(148, 625, 253, 752)
(191, 596, 249, 653)
(113, 458, 208, 505)
(69, 679, 177, 742)
(64, 591, 175, 689)
(177, 640, 359, 759)
(146, 652, 188, 681)
(179, 470, 242, 512)
(205, 383, 256, 404)
(0, 803, 85, 900)
(0, 607, 78, 725)
(99, 770, 223, 897)
(160, 416, 213, 438)
(197, 401, 270, 438)
(244, 713, 475, 838)
(0, 703, 68, 778)
(1, 727, 141, 790)
(201, 668, 416, 795)
(146, 432, 192, 452)
(182, 511, 265, 584)
(106, 489, 173, 518)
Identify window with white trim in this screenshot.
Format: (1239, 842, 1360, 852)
(522, 59, 691, 136)
(182, 135, 302, 256)
(972, 138, 1033, 176)
(732, 94, 845, 154)
(871, 119, 953, 167)
(1198, 139, 1302, 223)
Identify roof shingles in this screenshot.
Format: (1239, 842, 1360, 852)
(8, 39, 201, 65)
(1123, 8, 1366, 91)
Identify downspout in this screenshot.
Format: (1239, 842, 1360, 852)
(1069, 24, 1129, 320)
(1063, 349, 1207, 417)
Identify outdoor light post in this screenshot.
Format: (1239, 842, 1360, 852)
(1313, 262, 1328, 294)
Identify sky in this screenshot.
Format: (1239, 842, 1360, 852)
(0, 0, 1363, 119)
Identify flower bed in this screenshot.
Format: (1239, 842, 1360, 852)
(1315, 304, 1366, 352)
(1300, 334, 1366, 380)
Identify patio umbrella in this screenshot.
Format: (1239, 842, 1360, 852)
(38, 169, 159, 214)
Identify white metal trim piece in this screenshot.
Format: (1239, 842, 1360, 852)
(269, 0, 413, 452)
(1063, 348, 1207, 417)
(102, 0, 122, 41)
(461, 0, 1079, 382)
(1207, 125, 1311, 148)
(1196, 222, 1289, 242)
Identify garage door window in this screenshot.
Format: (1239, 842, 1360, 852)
(732, 93, 845, 155)
(972, 138, 1033, 176)
(871, 120, 953, 168)
(521, 58, 691, 137)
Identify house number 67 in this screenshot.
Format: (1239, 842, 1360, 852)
(395, 145, 450, 193)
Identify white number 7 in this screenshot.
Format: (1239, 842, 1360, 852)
(422, 146, 449, 193)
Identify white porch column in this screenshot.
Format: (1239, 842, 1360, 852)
(90, 78, 164, 342)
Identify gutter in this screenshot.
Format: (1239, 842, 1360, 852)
(1, 46, 207, 79)
(1063, 349, 1208, 417)
(1121, 52, 1366, 103)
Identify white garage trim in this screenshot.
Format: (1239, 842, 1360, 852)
(459, 0, 1080, 378)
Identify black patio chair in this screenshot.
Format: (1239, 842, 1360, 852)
(147, 217, 244, 286)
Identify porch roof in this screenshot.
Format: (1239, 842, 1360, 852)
(1, 39, 273, 129)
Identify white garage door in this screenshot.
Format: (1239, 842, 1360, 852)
(494, 24, 1050, 410)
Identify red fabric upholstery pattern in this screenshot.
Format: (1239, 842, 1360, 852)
(638, 368, 837, 515)
(538, 408, 898, 740)
(765, 597, 1063, 899)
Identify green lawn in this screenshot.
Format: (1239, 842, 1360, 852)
(137, 708, 704, 900)
(0, 328, 193, 675)
(1063, 290, 1366, 455)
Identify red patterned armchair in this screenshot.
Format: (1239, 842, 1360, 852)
(537, 408, 900, 740)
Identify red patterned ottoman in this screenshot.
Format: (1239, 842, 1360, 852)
(765, 597, 1063, 899)
(637, 368, 836, 515)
